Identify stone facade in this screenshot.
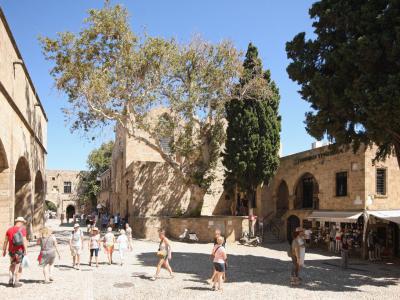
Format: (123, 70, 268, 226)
(262, 144, 400, 241)
(45, 170, 81, 220)
(107, 114, 228, 221)
(0, 8, 48, 241)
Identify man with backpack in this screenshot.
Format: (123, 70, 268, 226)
(2, 216, 28, 288)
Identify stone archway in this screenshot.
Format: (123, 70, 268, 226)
(33, 170, 44, 229)
(294, 173, 319, 209)
(287, 215, 300, 242)
(276, 180, 289, 217)
(14, 157, 31, 224)
(66, 205, 75, 222)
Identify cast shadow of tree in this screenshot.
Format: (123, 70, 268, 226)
(136, 251, 400, 292)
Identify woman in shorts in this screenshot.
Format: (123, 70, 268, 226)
(103, 227, 115, 265)
(88, 227, 101, 267)
(212, 236, 227, 291)
(150, 229, 173, 280)
(38, 227, 61, 283)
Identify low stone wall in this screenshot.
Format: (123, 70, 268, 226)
(131, 216, 249, 243)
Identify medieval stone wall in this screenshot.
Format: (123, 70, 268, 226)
(0, 8, 47, 241)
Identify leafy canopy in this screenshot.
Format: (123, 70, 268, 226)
(40, 2, 246, 190)
(286, 0, 400, 163)
(223, 43, 281, 196)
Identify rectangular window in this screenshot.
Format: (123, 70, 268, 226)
(64, 181, 72, 194)
(336, 172, 347, 197)
(376, 168, 386, 195)
(51, 177, 55, 181)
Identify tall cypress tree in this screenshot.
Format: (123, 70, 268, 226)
(223, 43, 281, 208)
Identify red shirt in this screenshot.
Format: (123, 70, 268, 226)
(6, 225, 27, 253)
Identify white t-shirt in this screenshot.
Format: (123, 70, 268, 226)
(304, 229, 312, 239)
(117, 234, 128, 250)
(70, 229, 83, 247)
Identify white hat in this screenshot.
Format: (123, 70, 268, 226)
(73, 223, 80, 228)
(14, 217, 26, 223)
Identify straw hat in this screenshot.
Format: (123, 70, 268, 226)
(92, 227, 99, 232)
(73, 223, 80, 228)
(295, 227, 304, 232)
(14, 217, 26, 223)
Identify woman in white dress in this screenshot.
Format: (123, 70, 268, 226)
(117, 230, 129, 265)
(125, 223, 133, 251)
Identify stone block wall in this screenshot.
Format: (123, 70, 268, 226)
(131, 216, 249, 243)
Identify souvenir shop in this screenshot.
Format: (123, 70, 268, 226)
(305, 211, 364, 256)
(304, 210, 400, 259)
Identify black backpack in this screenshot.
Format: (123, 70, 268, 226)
(12, 227, 24, 246)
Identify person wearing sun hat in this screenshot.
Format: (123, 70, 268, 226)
(88, 227, 101, 267)
(290, 227, 305, 286)
(2, 216, 28, 287)
(69, 223, 84, 269)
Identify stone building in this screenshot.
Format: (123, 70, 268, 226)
(0, 8, 48, 241)
(98, 168, 111, 211)
(45, 170, 82, 221)
(104, 109, 245, 242)
(262, 143, 400, 257)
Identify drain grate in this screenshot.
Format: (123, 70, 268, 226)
(114, 282, 134, 288)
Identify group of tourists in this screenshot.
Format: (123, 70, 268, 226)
(2, 210, 228, 292)
(69, 223, 133, 269)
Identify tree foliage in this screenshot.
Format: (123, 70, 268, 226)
(79, 141, 114, 207)
(286, 0, 400, 164)
(40, 2, 247, 191)
(223, 43, 281, 199)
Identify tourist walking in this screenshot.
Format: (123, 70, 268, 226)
(209, 229, 226, 284)
(290, 227, 305, 286)
(103, 227, 115, 265)
(88, 227, 101, 267)
(2, 217, 28, 287)
(101, 214, 108, 232)
(117, 229, 129, 265)
(114, 214, 119, 230)
(151, 229, 173, 280)
(211, 236, 227, 291)
(69, 223, 84, 270)
(341, 235, 350, 269)
(37, 227, 61, 283)
(125, 223, 133, 251)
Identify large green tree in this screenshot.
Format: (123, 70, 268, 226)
(79, 141, 114, 208)
(40, 2, 245, 192)
(223, 43, 281, 205)
(286, 0, 400, 164)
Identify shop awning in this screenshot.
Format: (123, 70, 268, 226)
(367, 210, 400, 225)
(308, 211, 363, 223)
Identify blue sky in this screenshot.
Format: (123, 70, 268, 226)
(0, 0, 317, 170)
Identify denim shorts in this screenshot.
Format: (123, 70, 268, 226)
(90, 248, 99, 257)
(213, 262, 225, 272)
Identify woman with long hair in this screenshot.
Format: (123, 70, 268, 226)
(150, 229, 173, 280)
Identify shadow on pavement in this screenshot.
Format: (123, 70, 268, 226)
(137, 251, 400, 292)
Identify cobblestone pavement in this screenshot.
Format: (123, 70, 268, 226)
(1, 220, 400, 300)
